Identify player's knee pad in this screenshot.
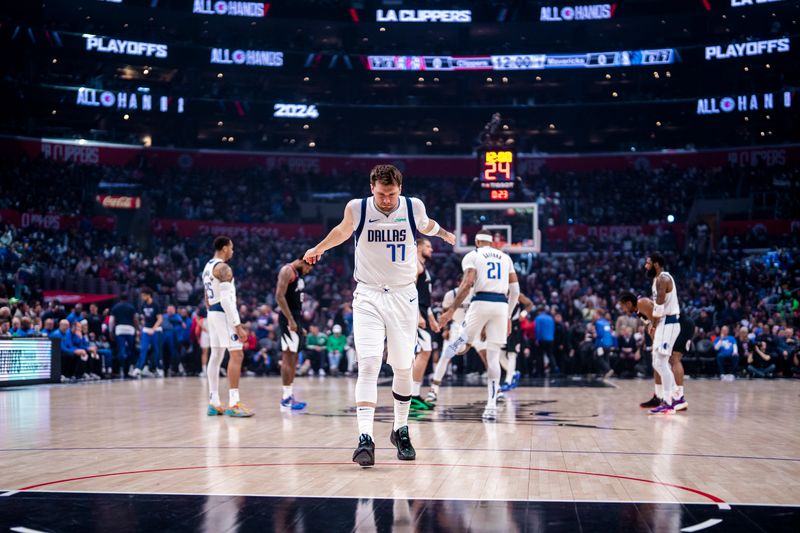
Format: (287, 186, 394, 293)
(392, 366, 412, 397)
(355, 356, 381, 404)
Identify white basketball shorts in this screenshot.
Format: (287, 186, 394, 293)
(353, 283, 417, 370)
(462, 300, 507, 349)
(207, 311, 243, 351)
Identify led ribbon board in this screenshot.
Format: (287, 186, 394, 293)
(367, 49, 676, 71)
(0, 338, 56, 385)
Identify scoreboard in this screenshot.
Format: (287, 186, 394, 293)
(479, 150, 516, 201)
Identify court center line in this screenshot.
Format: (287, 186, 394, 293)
(1, 445, 797, 463)
(14, 461, 728, 508)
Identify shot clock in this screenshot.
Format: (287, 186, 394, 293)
(479, 150, 515, 201)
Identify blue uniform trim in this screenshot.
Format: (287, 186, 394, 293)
(664, 314, 680, 325)
(209, 303, 224, 312)
(473, 292, 508, 303)
(354, 197, 367, 243)
(405, 196, 417, 236)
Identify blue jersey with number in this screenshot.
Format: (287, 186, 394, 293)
(350, 196, 429, 287)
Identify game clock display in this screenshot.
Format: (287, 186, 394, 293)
(479, 150, 515, 200)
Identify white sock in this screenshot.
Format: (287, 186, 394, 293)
(357, 406, 375, 437)
(487, 378, 498, 409)
(411, 381, 421, 397)
(486, 346, 501, 409)
(209, 392, 221, 406)
(655, 383, 663, 400)
(674, 385, 684, 399)
(393, 396, 410, 431)
(207, 348, 224, 398)
(229, 388, 240, 405)
(504, 352, 517, 384)
(282, 385, 292, 400)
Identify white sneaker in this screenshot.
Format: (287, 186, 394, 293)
(425, 390, 438, 404)
(142, 366, 154, 378)
(90, 373, 101, 380)
(155, 369, 164, 378)
(132, 368, 142, 379)
(199, 370, 206, 378)
(482, 406, 497, 421)
(318, 369, 326, 377)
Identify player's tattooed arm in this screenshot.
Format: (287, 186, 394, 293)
(654, 273, 670, 305)
(275, 266, 298, 331)
(213, 262, 234, 282)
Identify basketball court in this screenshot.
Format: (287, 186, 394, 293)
(2, 377, 798, 531)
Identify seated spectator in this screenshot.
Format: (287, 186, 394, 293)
(300, 325, 327, 377)
(747, 340, 776, 378)
(73, 321, 102, 379)
(50, 319, 87, 381)
(614, 326, 640, 378)
(715, 325, 739, 381)
(326, 324, 346, 375)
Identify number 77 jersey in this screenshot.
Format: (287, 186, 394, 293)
(462, 246, 514, 295)
(351, 195, 430, 288)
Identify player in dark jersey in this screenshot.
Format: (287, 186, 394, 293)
(411, 237, 440, 410)
(500, 293, 533, 392)
(276, 258, 314, 410)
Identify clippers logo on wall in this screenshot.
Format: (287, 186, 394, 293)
(192, 0, 266, 17)
(84, 35, 168, 58)
(705, 38, 790, 60)
(376, 9, 472, 23)
(76, 88, 185, 114)
(540, 4, 614, 22)
(210, 48, 283, 67)
(696, 91, 792, 115)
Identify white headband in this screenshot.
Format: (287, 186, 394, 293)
(475, 234, 493, 243)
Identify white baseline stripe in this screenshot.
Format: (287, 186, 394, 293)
(681, 518, 723, 532)
(1, 490, 20, 497)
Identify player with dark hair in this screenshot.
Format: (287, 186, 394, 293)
(275, 257, 314, 410)
(202, 236, 253, 417)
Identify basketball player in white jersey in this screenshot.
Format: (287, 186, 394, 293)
(202, 236, 253, 417)
(303, 164, 455, 467)
(438, 229, 520, 421)
(426, 281, 472, 403)
(645, 253, 682, 414)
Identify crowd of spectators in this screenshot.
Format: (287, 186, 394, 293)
(1, 157, 798, 383)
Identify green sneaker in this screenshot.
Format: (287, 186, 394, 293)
(207, 404, 224, 416)
(410, 395, 435, 410)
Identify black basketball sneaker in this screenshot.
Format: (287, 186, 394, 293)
(390, 425, 416, 461)
(640, 394, 661, 409)
(352, 433, 375, 467)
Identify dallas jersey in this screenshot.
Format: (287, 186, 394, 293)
(350, 196, 429, 288)
(651, 271, 680, 316)
(651, 270, 680, 356)
(462, 246, 514, 295)
(202, 257, 242, 350)
(442, 288, 472, 324)
(202, 258, 236, 308)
